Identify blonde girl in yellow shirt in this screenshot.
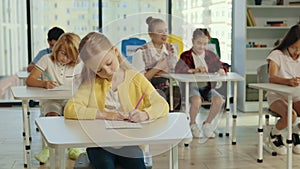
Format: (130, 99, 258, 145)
(64, 32, 169, 169)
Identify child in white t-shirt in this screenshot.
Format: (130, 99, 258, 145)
(266, 24, 300, 155)
(26, 32, 84, 163)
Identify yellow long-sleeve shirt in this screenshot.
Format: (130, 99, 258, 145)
(64, 69, 169, 120)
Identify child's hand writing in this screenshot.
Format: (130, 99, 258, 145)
(44, 81, 58, 89)
(127, 109, 149, 123)
(288, 77, 300, 87)
(195, 67, 207, 73)
(188, 69, 197, 73)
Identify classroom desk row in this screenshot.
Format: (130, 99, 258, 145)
(20, 72, 300, 169)
(12, 72, 244, 168)
(10, 86, 193, 169)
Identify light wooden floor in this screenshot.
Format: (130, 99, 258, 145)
(1, 106, 299, 169)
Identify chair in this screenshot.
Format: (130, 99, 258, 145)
(256, 64, 280, 126)
(207, 37, 221, 58)
(74, 152, 152, 169)
(167, 34, 183, 58)
(121, 37, 146, 64)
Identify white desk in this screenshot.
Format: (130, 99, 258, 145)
(162, 72, 244, 144)
(10, 86, 72, 168)
(248, 83, 300, 169)
(35, 113, 192, 169)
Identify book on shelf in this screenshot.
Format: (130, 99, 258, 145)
(246, 13, 253, 26)
(266, 21, 284, 24)
(289, 0, 300, 5)
(265, 20, 287, 27)
(269, 23, 288, 26)
(246, 8, 256, 26)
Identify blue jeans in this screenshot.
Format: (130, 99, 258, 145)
(86, 146, 146, 169)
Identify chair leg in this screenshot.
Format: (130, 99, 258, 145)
(265, 114, 270, 126)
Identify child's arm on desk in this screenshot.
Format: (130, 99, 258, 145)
(96, 111, 125, 121)
(26, 67, 58, 89)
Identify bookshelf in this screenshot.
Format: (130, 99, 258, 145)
(232, 0, 300, 112)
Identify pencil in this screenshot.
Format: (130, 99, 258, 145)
(285, 70, 295, 78)
(43, 72, 53, 81)
(135, 92, 145, 109)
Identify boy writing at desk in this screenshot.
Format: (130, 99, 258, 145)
(64, 32, 169, 169)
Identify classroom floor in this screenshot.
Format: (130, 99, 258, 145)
(1, 106, 300, 169)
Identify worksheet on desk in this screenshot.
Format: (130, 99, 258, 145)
(105, 120, 142, 129)
(47, 85, 71, 91)
(194, 73, 219, 77)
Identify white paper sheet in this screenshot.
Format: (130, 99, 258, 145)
(105, 120, 142, 129)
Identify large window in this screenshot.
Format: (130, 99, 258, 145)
(172, 0, 232, 64)
(31, 0, 99, 61)
(0, 0, 232, 101)
(102, 0, 167, 47)
(0, 0, 27, 76)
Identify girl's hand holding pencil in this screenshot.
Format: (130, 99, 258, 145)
(127, 109, 149, 123)
(126, 93, 149, 123)
(44, 81, 59, 89)
(288, 77, 300, 87)
(285, 70, 300, 87)
(42, 72, 58, 89)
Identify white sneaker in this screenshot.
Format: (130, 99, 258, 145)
(202, 122, 216, 138)
(292, 133, 300, 154)
(268, 132, 287, 155)
(34, 146, 49, 164)
(190, 123, 201, 138)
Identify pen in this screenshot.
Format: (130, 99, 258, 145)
(135, 92, 146, 109)
(285, 70, 295, 78)
(43, 72, 53, 81)
(125, 93, 146, 122)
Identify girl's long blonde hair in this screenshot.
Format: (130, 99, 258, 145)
(78, 32, 132, 83)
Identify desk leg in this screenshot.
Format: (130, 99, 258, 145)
(170, 78, 174, 111)
(49, 148, 55, 169)
(58, 148, 66, 169)
(225, 81, 230, 137)
(287, 96, 292, 169)
(22, 100, 31, 168)
(185, 82, 189, 120)
(232, 82, 237, 145)
(169, 145, 178, 169)
(257, 89, 263, 163)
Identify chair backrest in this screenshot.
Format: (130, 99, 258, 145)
(257, 64, 269, 83)
(167, 34, 183, 58)
(121, 37, 146, 64)
(207, 37, 221, 58)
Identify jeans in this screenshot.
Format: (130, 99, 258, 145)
(86, 146, 146, 169)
